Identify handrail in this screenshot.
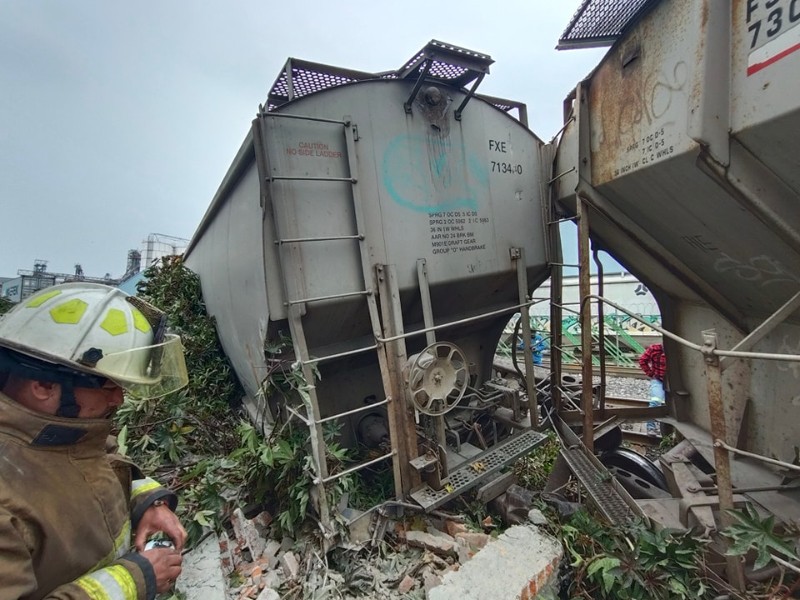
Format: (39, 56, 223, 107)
(317, 398, 390, 424)
(301, 343, 378, 366)
(264, 113, 349, 126)
(580, 294, 800, 363)
(375, 299, 547, 344)
(316, 450, 397, 484)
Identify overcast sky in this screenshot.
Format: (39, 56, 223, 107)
(0, 1, 607, 279)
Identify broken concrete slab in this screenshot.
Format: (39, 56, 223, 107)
(425, 526, 457, 544)
(176, 533, 227, 600)
(428, 525, 562, 600)
(231, 508, 267, 559)
(261, 568, 282, 590)
(263, 539, 281, 569)
(406, 530, 458, 557)
(527, 508, 548, 526)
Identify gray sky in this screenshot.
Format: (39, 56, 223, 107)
(0, 1, 606, 279)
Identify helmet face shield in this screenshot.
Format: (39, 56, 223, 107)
(96, 334, 189, 399)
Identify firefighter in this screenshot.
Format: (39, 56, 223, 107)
(0, 283, 191, 600)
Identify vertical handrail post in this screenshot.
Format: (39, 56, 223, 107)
(577, 198, 594, 452)
(512, 247, 538, 427)
(702, 329, 745, 591)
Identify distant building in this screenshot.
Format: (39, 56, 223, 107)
(1, 233, 187, 305)
(2, 260, 57, 303)
(141, 233, 188, 270)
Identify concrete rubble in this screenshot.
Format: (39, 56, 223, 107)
(176, 506, 562, 600)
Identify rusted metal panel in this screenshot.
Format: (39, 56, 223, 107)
(553, 0, 800, 488)
(586, 1, 701, 186)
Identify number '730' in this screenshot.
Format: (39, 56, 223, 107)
(748, 2, 800, 50)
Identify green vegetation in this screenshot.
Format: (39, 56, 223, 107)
(513, 431, 560, 490)
(0, 296, 13, 316)
(723, 503, 799, 570)
(114, 256, 246, 544)
(557, 510, 711, 599)
(115, 256, 355, 545)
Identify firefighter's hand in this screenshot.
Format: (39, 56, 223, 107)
(140, 547, 182, 593)
(135, 504, 187, 552)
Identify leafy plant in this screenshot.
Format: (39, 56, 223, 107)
(347, 464, 394, 511)
(115, 256, 361, 545)
(723, 503, 800, 570)
(0, 296, 13, 316)
(558, 510, 712, 599)
(112, 257, 246, 545)
(513, 430, 560, 490)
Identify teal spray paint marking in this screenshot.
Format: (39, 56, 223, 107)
(381, 134, 487, 214)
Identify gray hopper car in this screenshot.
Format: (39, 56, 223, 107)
(185, 41, 552, 518)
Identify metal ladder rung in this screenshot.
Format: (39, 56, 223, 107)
(302, 343, 378, 366)
(276, 234, 363, 245)
(317, 450, 396, 484)
(286, 396, 389, 426)
(317, 397, 390, 424)
(286, 290, 370, 306)
(270, 175, 355, 183)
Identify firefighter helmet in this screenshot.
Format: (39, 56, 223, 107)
(0, 283, 188, 401)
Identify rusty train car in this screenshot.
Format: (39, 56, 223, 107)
(553, 0, 800, 587)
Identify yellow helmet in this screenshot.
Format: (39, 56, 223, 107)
(0, 283, 188, 402)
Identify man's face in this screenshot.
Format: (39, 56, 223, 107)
(72, 381, 125, 419)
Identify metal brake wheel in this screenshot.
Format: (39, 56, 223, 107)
(406, 342, 468, 416)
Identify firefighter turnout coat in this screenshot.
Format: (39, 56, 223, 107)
(0, 391, 177, 600)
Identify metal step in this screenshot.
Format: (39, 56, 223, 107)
(560, 446, 638, 525)
(410, 429, 547, 511)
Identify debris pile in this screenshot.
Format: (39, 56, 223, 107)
(210, 507, 520, 600)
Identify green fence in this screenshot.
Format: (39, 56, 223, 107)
(496, 314, 662, 368)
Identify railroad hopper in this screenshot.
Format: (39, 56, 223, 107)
(554, 0, 800, 546)
(185, 42, 551, 514)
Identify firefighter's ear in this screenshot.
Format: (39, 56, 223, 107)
(5, 376, 61, 415)
(29, 379, 60, 402)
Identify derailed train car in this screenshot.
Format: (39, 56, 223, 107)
(186, 2, 800, 586)
(185, 41, 552, 524)
(554, 0, 800, 587)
